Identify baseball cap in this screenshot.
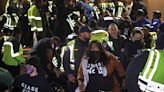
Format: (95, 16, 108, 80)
(78, 26, 92, 33)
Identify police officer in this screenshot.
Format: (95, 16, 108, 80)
(141, 24, 157, 49)
(126, 23, 164, 92)
(0, 6, 19, 34)
(28, 0, 50, 45)
(150, 10, 162, 32)
(133, 9, 150, 27)
(1, 27, 25, 77)
(63, 26, 91, 92)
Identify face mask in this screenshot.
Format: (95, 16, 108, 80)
(88, 51, 101, 62)
(135, 40, 141, 43)
(26, 65, 33, 74)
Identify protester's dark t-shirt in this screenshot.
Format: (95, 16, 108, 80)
(85, 62, 114, 92)
(13, 74, 53, 92)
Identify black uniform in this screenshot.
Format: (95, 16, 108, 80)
(63, 38, 89, 92)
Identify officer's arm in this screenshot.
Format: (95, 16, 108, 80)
(12, 41, 25, 63)
(63, 48, 71, 76)
(126, 51, 148, 92)
(13, 53, 25, 63)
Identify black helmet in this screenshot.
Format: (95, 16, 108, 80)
(136, 9, 144, 16)
(153, 10, 161, 19)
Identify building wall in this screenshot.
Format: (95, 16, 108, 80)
(144, 0, 164, 22)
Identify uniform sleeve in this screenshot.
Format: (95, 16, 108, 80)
(28, 8, 37, 31)
(126, 51, 148, 92)
(12, 41, 25, 63)
(63, 48, 71, 76)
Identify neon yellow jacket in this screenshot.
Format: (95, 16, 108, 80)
(28, 5, 43, 32)
(2, 42, 25, 66)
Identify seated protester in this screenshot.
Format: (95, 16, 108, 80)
(0, 67, 13, 92)
(124, 28, 144, 65)
(29, 36, 58, 74)
(102, 23, 127, 69)
(77, 41, 125, 92)
(133, 9, 150, 27)
(12, 56, 53, 92)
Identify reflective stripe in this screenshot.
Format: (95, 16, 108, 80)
(3, 14, 18, 30)
(143, 50, 154, 78)
(117, 2, 124, 17)
(103, 16, 114, 21)
(138, 76, 164, 92)
(107, 41, 114, 51)
(91, 30, 109, 37)
(59, 46, 67, 72)
(148, 50, 160, 80)
(52, 57, 58, 67)
(3, 42, 20, 57)
(4, 24, 16, 30)
(138, 79, 147, 91)
(68, 40, 76, 70)
(31, 27, 43, 32)
(28, 16, 42, 20)
(149, 32, 157, 49)
(70, 64, 75, 71)
(3, 36, 9, 41)
(37, 28, 43, 31)
(109, 2, 115, 16)
(117, 6, 123, 17)
(66, 14, 75, 31)
(31, 27, 37, 31)
(69, 44, 75, 63)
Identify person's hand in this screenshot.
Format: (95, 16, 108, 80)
(79, 82, 85, 92)
(121, 79, 126, 90)
(54, 68, 61, 78)
(67, 74, 76, 83)
(78, 80, 85, 92)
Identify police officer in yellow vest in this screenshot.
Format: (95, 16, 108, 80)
(1, 27, 25, 77)
(0, 28, 11, 62)
(0, 6, 19, 33)
(63, 26, 91, 92)
(28, 0, 49, 45)
(126, 23, 164, 92)
(141, 24, 157, 49)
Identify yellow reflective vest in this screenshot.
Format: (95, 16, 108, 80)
(28, 5, 43, 32)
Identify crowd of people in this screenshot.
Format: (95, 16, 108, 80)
(0, 0, 164, 92)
